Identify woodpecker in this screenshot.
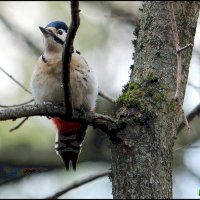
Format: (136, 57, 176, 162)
(31, 21, 98, 170)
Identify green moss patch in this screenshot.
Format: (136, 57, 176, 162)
(117, 73, 167, 111)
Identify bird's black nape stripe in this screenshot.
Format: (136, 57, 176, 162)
(42, 54, 47, 63)
(52, 35, 81, 53)
(53, 35, 64, 45)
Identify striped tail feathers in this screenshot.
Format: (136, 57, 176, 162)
(52, 118, 88, 170)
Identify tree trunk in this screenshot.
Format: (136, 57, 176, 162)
(111, 1, 199, 199)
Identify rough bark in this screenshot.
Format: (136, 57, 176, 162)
(111, 1, 199, 199)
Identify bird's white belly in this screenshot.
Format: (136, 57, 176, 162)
(31, 73, 64, 105)
(31, 66, 98, 111)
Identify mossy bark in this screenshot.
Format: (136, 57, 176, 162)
(111, 1, 199, 199)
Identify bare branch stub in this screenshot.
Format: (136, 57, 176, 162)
(62, 1, 80, 118)
(9, 117, 29, 132)
(177, 43, 193, 53)
(98, 90, 116, 104)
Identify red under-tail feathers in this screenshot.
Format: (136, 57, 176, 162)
(52, 117, 87, 170)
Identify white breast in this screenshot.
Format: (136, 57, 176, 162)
(31, 53, 98, 111)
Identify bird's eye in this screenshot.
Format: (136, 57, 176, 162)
(57, 29, 63, 35)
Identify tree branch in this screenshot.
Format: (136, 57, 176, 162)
(62, 1, 80, 118)
(0, 104, 124, 143)
(45, 170, 111, 199)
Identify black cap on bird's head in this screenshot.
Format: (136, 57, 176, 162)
(39, 21, 68, 46)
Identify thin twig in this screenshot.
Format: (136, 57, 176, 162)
(168, 1, 191, 132)
(174, 141, 193, 152)
(177, 103, 200, 134)
(0, 67, 32, 95)
(168, 1, 181, 99)
(175, 97, 191, 134)
(168, 2, 192, 98)
(174, 143, 200, 152)
(181, 105, 191, 133)
(62, 1, 80, 118)
(9, 117, 29, 132)
(0, 99, 34, 108)
(98, 90, 116, 104)
(187, 145, 200, 149)
(45, 170, 111, 199)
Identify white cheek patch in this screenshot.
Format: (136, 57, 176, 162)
(57, 30, 67, 42)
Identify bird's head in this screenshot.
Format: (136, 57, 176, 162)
(39, 21, 68, 53)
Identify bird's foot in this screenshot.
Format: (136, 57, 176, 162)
(73, 105, 86, 118)
(43, 101, 55, 119)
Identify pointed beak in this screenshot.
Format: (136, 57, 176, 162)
(39, 26, 55, 38)
(39, 26, 64, 45)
